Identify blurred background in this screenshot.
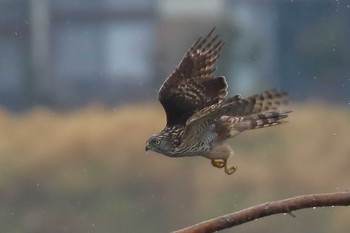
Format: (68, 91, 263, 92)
(0, 0, 349, 232)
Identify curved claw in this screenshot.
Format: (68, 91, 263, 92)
(224, 164, 237, 175)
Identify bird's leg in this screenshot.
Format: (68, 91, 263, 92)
(207, 144, 237, 175)
(210, 159, 237, 174)
(211, 159, 225, 168)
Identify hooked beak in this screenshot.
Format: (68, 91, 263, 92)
(145, 142, 150, 152)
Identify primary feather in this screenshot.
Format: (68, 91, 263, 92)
(158, 27, 227, 126)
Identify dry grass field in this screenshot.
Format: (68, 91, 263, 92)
(0, 103, 349, 233)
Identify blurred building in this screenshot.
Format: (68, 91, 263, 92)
(0, 0, 349, 111)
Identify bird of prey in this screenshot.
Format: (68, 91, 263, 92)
(145, 28, 291, 175)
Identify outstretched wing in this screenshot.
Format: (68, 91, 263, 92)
(158, 28, 227, 126)
(187, 89, 288, 125)
(182, 89, 289, 138)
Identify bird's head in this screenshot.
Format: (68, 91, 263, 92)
(145, 133, 175, 156)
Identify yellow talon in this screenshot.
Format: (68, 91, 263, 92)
(211, 159, 225, 168)
(224, 162, 237, 175)
(211, 158, 237, 175)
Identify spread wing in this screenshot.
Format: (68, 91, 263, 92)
(182, 89, 289, 138)
(187, 89, 289, 125)
(158, 27, 227, 126)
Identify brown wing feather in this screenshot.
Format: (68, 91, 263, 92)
(158, 27, 227, 126)
(228, 89, 289, 116)
(183, 89, 289, 138)
(186, 89, 288, 125)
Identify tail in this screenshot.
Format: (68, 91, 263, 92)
(235, 110, 291, 131)
(218, 110, 291, 138)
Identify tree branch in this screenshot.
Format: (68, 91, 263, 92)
(172, 191, 350, 233)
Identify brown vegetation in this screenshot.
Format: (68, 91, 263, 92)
(0, 103, 349, 233)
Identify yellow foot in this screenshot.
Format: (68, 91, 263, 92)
(211, 159, 225, 168)
(211, 159, 237, 175)
(224, 162, 237, 175)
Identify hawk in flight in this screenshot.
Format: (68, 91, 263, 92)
(145, 28, 291, 175)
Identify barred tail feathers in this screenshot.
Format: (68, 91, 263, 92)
(218, 110, 291, 138)
(235, 110, 291, 131)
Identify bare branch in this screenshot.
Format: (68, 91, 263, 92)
(172, 191, 350, 233)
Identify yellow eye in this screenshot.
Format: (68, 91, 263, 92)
(155, 139, 161, 145)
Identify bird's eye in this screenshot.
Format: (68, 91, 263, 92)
(155, 139, 161, 145)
